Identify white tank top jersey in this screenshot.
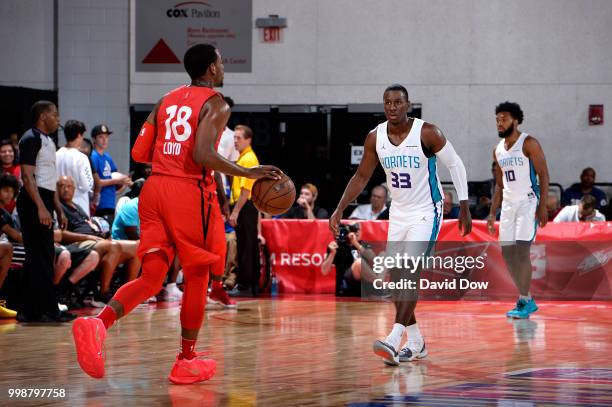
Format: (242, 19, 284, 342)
(495, 133, 540, 203)
(375, 118, 443, 213)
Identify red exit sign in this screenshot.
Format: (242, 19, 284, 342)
(263, 27, 281, 43)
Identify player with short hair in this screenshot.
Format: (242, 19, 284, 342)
(487, 101, 549, 319)
(72, 43, 280, 384)
(330, 84, 472, 366)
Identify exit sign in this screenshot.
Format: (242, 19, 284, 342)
(263, 27, 281, 43)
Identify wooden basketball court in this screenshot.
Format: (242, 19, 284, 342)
(1, 297, 611, 406)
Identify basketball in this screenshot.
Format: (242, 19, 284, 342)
(251, 173, 296, 216)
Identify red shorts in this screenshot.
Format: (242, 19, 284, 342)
(138, 175, 226, 274)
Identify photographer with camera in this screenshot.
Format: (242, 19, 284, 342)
(321, 223, 368, 296)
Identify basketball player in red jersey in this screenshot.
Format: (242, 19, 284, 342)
(72, 44, 280, 384)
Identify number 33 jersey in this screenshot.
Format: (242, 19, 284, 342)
(375, 118, 443, 213)
(153, 85, 222, 181)
(495, 133, 540, 203)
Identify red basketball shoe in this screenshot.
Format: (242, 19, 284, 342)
(72, 317, 107, 378)
(209, 285, 237, 308)
(168, 353, 217, 385)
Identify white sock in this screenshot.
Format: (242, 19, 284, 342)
(519, 293, 532, 301)
(166, 283, 177, 290)
(385, 323, 405, 351)
(406, 323, 423, 344)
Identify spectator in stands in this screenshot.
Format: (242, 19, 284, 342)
(443, 191, 460, 219)
(91, 124, 131, 225)
(0, 173, 18, 318)
(553, 195, 606, 222)
(78, 137, 101, 216)
(0, 140, 21, 213)
(349, 185, 388, 220)
(58, 175, 140, 306)
(282, 183, 329, 219)
(228, 125, 261, 297)
(17, 101, 74, 323)
(321, 222, 369, 296)
(217, 96, 238, 199)
(57, 120, 95, 216)
(562, 167, 608, 209)
(547, 194, 561, 221)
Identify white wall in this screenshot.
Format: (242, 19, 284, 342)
(0, 0, 55, 89)
(131, 0, 612, 186)
(58, 0, 130, 172)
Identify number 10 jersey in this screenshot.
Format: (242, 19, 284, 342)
(375, 118, 443, 215)
(495, 133, 540, 203)
(153, 85, 222, 182)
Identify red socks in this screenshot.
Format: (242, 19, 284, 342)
(179, 337, 197, 360)
(211, 279, 223, 290)
(97, 306, 117, 329)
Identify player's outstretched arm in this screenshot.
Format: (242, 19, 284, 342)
(524, 136, 549, 228)
(422, 124, 472, 236)
(132, 99, 162, 164)
(194, 95, 281, 180)
(488, 151, 504, 235)
(329, 131, 378, 235)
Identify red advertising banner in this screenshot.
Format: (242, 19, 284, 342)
(261, 220, 612, 299)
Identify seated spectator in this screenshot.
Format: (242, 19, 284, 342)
(57, 176, 140, 306)
(281, 183, 329, 219)
(562, 167, 608, 209)
(112, 197, 140, 240)
(553, 195, 606, 223)
(321, 223, 371, 297)
(349, 185, 388, 220)
(0, 140, 20, 213)
(547, 194, 561, 221)
(52, 228, 100, 309)
(0, 174, 17, 317)
(443, 191, 460, 219)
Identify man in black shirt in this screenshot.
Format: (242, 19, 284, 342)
(17, 101, 74, 322)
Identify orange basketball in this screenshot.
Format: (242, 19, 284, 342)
(251, 173, 296, 216)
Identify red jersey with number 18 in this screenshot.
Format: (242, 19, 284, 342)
(152, 85, 222, 181)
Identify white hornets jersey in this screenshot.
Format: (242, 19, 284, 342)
(495, 133, 540, 203)
(375, 118, 443, 214)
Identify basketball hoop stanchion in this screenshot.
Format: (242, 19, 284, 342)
(255, 14, 287, 43)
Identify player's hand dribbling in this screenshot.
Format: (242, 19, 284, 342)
(246, 165, 282, 180)
(486, 214, 496, 236)
(329, 210, 342, 236)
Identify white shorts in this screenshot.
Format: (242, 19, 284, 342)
(387, 202, 443, 255)
(499, 195, 538, 243)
